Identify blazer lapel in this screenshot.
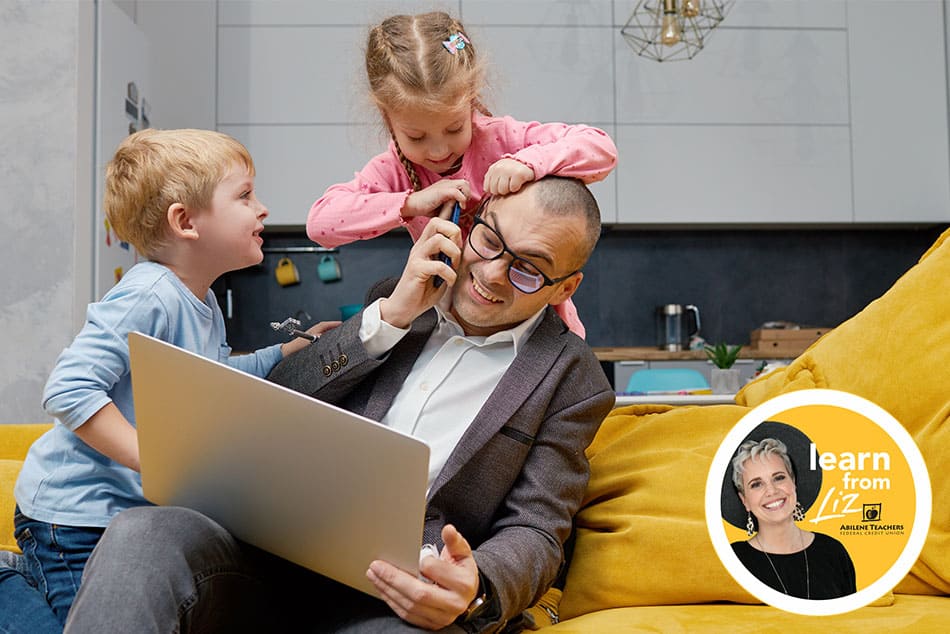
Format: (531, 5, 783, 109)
(429, 308, 569, 497)
(361, 309, 438, 421)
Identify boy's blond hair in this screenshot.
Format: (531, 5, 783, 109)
(365, 11, 490, 191)
(104, 128, 254, 259)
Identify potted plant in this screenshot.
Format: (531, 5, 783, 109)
(705, 342, 743, 394)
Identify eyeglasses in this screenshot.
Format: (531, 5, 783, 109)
(467, 214, 578, 294)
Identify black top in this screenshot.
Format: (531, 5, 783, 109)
(732, 532, 856, 600)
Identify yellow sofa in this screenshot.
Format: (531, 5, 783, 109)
(3, 228, 948, 632)
(0, 424, 51, 553)
(533, 226, 950, 632)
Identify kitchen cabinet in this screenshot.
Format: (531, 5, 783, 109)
(614, 0, 950, 226)
(212, 0, 949, 228)
(612, 359, 770, 393)
(847, 0, 950, 223)
(601, 349, 794, 393)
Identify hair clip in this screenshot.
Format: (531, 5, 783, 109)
(442, 32, 470, 54)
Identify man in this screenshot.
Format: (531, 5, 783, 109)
(64, 176, 615, 633)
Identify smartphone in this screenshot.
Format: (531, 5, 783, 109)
(433, 201, 461, 288)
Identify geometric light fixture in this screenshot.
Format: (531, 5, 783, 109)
(621, 0, 734, 62)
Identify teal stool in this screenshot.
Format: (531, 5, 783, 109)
(625, 368, 710, 394)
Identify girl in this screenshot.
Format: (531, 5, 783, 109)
(307, 11, 617, 337)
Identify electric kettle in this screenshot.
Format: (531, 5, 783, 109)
(655, 304, 701, 351)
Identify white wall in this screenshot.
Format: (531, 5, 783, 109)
(0, 1, 94, 424)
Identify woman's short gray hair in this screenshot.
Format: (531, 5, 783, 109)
(731, 437, 795, 492)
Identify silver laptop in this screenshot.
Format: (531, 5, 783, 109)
(128, 331, 430, 598)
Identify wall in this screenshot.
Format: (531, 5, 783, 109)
(0, 1, 94, 424)
(220, 225, 946, 351)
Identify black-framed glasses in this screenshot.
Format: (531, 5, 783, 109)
(468, 214, 579, 294)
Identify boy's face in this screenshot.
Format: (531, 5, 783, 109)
(192, 162, 268, 272)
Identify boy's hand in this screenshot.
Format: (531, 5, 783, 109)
(379, 216, 461, 329)
(402, 180, 469, 218)
(484, 158, 534, 196)
(279, 320, 342, 357)
(367, 524, 480, 629)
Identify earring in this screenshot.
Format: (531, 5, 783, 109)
(793, 502, 805, 522)
(746, 511, 755, 536)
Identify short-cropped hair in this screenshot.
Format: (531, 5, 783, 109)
(104, 128, 254, 259)
(731, 437, 795, 492)
(525, 176, 601, 269)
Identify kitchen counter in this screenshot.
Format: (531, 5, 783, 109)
(614, 393, 735, 406)
(593, 346, 800, 361)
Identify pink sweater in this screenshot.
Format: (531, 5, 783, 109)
(308, 113, 618, 337)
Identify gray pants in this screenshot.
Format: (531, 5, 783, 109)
(64, 506, 465, 633)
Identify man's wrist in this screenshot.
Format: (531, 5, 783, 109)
(458, 571, 492, 624)
(378, 297, 418, 330)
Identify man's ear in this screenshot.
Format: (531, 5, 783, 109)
(166, 202, 199, 241)
(548, 271, 583, 307)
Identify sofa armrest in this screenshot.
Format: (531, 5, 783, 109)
(0, 423, 52, 460)
(1, 424, 52, 552)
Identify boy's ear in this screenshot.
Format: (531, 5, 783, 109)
(166, 202, 199, 241)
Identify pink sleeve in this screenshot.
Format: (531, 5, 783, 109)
(488, 116, 617, 185)
(307, 148, 420, 248)
(553, 297, 586, 339)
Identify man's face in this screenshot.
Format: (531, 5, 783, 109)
(449, 190, 586, 337)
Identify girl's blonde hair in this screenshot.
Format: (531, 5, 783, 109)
(365, 11, 491, 190)
(104, 128, 254, 259)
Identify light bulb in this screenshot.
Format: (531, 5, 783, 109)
(661, 12, 681, 45)
(682, 0, 701, 18)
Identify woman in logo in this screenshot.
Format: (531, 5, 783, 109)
(721, 421, 856, 600)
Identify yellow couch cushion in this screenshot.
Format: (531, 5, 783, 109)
(548, 594, 945, 633)
(1, 459, 25, 552)
(558, 404, 757, 620)
(1, 424, 52, 553)
(736, 227, 950, 595)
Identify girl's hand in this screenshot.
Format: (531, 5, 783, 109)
(484, 158, 534, 196)
(402, 179, 470, 219)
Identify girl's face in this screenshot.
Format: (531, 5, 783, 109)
(385, 104, 473, 175)
(737, 453, 799, 529)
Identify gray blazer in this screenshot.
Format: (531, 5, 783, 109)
(268, 280, 615, 630)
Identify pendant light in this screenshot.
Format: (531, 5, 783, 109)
(621, 0, 734, 62)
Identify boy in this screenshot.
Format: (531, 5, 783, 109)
(0, 129, 335, 632)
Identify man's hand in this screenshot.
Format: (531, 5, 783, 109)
(378, 215, 462, 329)
(402, 179, 470, 218)
(367, 524, 480, 630)
(483, 158, 534, 196)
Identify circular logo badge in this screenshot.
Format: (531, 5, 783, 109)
(705, 389, 931, 615)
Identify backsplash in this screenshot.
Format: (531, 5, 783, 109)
(218, 225, 947, 352)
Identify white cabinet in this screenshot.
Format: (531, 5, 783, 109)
(847, 0, 950, 223)
(612, 358, 783, 393)
(614, 0, 950, 225)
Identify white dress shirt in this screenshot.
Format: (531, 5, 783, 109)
(359, 298, 545, 488)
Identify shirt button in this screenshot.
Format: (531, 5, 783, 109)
(420, 382, 430, 391)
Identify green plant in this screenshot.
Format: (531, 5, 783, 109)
(704, 342, 743, 369)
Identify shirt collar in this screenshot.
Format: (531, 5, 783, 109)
(433, 301, 546, 355)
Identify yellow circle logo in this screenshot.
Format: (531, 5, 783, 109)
(706, 389, 932, 615)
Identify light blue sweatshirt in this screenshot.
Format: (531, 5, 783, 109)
(14, 261, 283, 527)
